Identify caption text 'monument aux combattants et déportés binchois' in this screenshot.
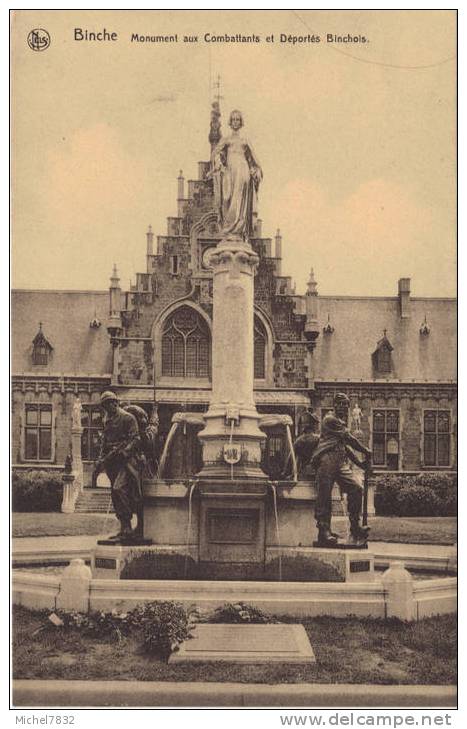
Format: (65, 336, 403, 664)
(73, 29, 369, 45)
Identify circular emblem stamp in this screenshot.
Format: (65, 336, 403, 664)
(27, 29, 51, 52)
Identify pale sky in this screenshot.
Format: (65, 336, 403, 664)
(11, 9, 456, 297)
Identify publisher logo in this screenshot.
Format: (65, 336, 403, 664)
(27, 29, 51, 52)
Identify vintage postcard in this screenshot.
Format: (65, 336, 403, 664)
(10, 9, 457, 716)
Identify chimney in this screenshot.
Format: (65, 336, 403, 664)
(146, 224, 154, 257)
(177, 170, 184, 200)
(398, 278, 411, 319)
(177, 170, 185, 216)
(275, 228, 282, 275)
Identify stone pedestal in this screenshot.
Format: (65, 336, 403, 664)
(71, 426, 84, 492)
(56, 559, 92, 611)
(92, 478, 374, 582)
(61, 473, 78, 513)
(381, 560, 416, 620)
(198, 237, 265, 479)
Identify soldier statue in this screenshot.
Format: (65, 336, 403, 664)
(94, 391, 142, 543)
(311, 392, 371, 548)
(293, 410, 320, 479)
(122, 403, 159, 540)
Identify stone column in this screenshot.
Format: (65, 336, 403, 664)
(198, 236, 266, 479)
(71, 425, 84, 492)
(61, 472, 76, 513)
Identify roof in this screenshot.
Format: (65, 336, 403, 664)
(313, 296, 456, 382)
(12, 290, 112, 376)
(11, 289, 456, 384)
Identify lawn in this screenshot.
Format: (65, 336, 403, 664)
(12, 512, 119, 538)
(12, 512, 457, 544)
(12, 605, 456, 685)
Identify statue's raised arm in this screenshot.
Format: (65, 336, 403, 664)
(212, 110, 262, 241)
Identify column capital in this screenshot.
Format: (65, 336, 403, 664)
(210, 240, 259, 276)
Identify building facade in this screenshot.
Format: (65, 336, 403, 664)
(12, 123, 457, 485)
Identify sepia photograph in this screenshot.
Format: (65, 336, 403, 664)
(10, 9, 457, 714)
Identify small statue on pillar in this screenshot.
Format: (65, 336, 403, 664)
(351, 401, 363, 435)
(72, 396, 82, 429)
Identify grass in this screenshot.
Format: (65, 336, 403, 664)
(12, 605, 456, 685)
(12, 512, 119, 538)
(343, 517, 456, 545)
(12, 512, 457, 544)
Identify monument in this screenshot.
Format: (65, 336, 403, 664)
(93, 103, 373, 583)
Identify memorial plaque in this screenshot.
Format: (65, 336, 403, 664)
(94, 557, 117, 569)
(169, 624, 315, 664)
(350, 560, 371, 573)
(208, 509, 258, 544)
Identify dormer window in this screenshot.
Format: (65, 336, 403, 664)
(32, 323, 53, 366)
(372, 330, 393, 375)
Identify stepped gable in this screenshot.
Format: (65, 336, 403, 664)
(116, 104, 308, 389)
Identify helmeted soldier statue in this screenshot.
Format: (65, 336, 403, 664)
(94, 391, 140, 543)
(121, 404, 159, 540)
(293, 410, 320, 479)
(311, 392, 371, 547)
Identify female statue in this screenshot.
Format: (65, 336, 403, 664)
(211, 110, 262, 240)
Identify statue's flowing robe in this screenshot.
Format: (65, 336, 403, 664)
(212, 134, 261, 239)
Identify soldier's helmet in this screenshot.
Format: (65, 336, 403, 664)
(100, 390, 118, 405)
(333, 392, 350, 408)
(124, 404, 149, 429)
(299, 410, 320, 432)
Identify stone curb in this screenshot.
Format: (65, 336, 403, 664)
(12, 680, 457, 708)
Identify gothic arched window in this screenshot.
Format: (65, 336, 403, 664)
(161, 306, 210, 378)
(254, 316, 266, 380)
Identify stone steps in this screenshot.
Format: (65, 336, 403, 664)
(75, 489, 114, 514)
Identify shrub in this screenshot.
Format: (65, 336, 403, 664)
(48, 601, 198, 660)
(414, 473, 457, 517)
(12, 470, 63, 512)
(374, 472, 457, 517)
(373, 475, 410, 516)
(129, 601, 198, 658)
(210, 602, 276, 624)
(395, 484, 441, 517)
(55, 609, 133, 642)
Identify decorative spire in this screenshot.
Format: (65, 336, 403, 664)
(209, 77, 222, 149)
(306, 268, 318, 296)
(110, 264, 120, 289)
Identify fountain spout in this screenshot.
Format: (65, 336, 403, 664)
(259, 413, 298, 482)
(157, 422, 179, 480)
(157, 412, 205, 479)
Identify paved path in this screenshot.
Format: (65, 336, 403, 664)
(12, 535, 456, 572)
(12, 534, 455, 556)
(13, 679, 457, 708)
